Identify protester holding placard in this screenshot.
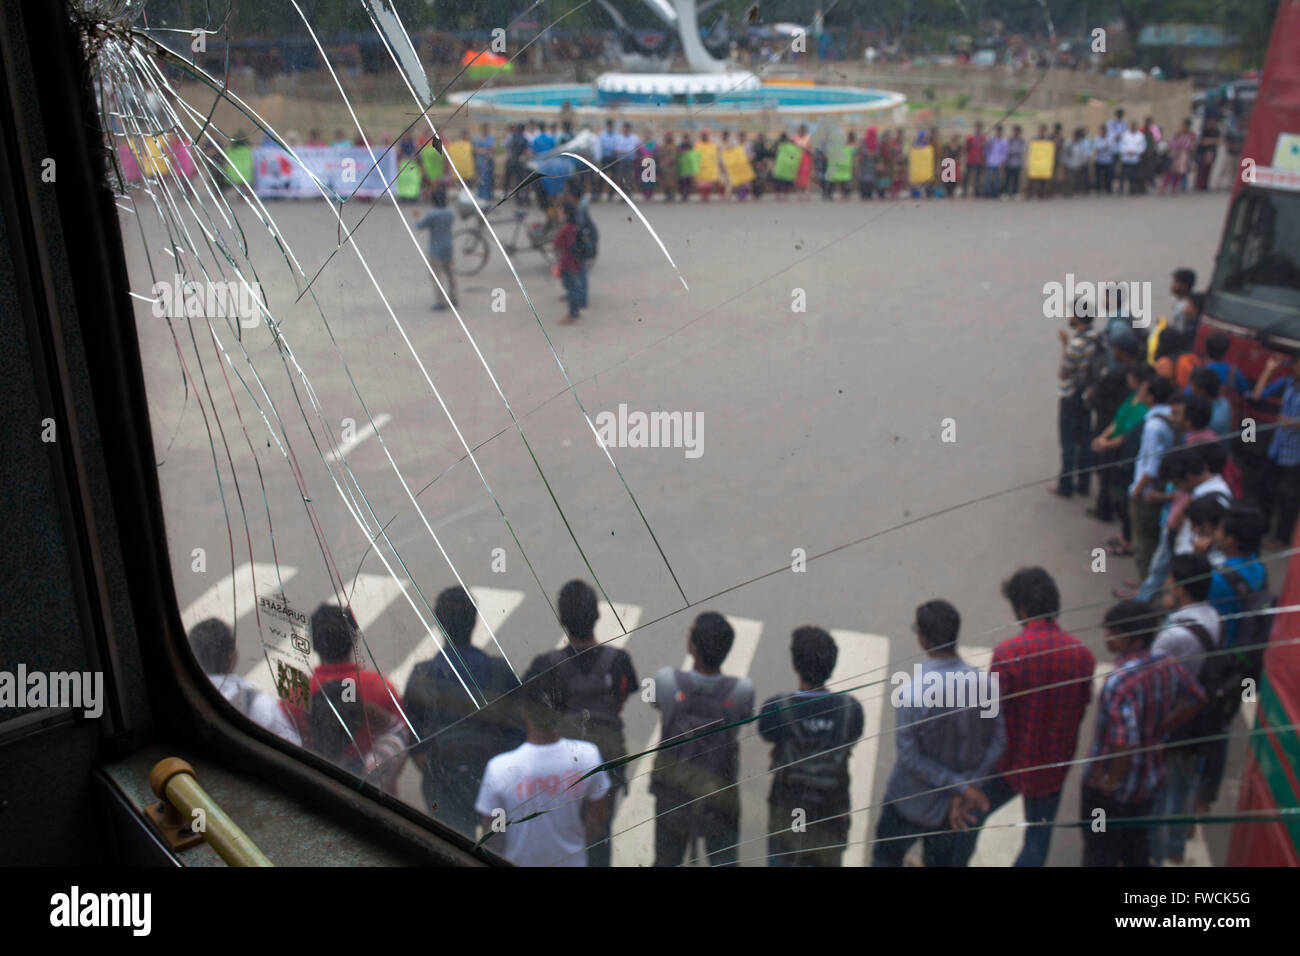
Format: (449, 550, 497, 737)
(722, 133, 756, 200)
(677, 134, 699, 201)
(695, 130, 721, 201)
(771, 133, 800, 199)
(1027, 125, 1055, 200)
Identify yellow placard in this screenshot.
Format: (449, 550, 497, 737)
(131, 135, 171, 176)
(908, 145, 934, 185)
(446, 139, 476, 180)
(1028, 140, 1055, 180)
(1147, 317, 1167, 365)
(696, 142, 720, 182)
(721, 145, 754, 186)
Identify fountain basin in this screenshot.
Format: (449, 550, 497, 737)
(447, 80, 905, 118)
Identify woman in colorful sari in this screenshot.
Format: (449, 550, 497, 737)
(857, 126, 878, 199)
(793, 124, 814, 198)
(656, 131, 679, 202)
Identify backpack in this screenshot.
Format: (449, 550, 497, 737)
(1172, 622, 1248, 742)
(650, 671, 740, 812)
(545, 646, 621, 755)
(573, 214, 598, 260)
(1083, 335, 1109, 393)
(306, 681, 368, 774)
(1221, 566, 1273, 679)
(772, 693, 855, 798)
(407, 653, 504, 768)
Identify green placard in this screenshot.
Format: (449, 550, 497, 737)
(678, 147, 700, 177)
(396, 158, 422, 199)
(772, 141, 801, 181)
(828, 144, 853, 182)
(421, 144, 445, 181)
(224, 144, 252, 186)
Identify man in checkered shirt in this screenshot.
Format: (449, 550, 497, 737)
(955, 567, 1096, 866)
(1081, 599, 1206, 867)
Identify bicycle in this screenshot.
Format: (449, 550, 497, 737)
(452, 210, 558, 277)
(453, 207, 599, 278)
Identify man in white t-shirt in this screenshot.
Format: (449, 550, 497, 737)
(615, 122, 641, 195)
(476, 674, 610, 866)
(188, 618, 302, 745)
(1119, 122, 1147, 194)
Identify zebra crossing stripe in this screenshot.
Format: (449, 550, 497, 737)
(241, 571, 412, 697)
(828, 630, 892, 867)
(324, 412, 391, 463)
(611, 617, 763, 868)
(180, 561, 298, 635)
(555, 602, 645, 650)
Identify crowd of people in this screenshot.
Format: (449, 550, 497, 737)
(189, 581, 866, 867)
(391, 106, 1236, 211)
(191, 511, 1273, 869)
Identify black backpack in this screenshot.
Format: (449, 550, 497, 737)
(545, 646, 622, 756)
(406, 654, 513, 769)
(1082, 335, 1108, 396)
(306, 681, 367, 774)
(650, 671, 740, 810)
(773, 693, 855, 797)
(1221, 566, 1273, 679)
(574, 214, 598, 260)
(1174, 621, 1248, 742)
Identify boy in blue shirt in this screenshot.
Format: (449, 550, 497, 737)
(413, 187, 457, 310)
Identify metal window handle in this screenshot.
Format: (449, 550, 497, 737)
(148, 758, 273, 867)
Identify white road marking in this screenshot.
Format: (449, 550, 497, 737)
(242, 571, 410, 696)
(387, 586, 527, 694)
(612, 617, 762, 868)
(324, 413, 392, 463)
(180, 561, 298, 633)
(829, 629, 893, 867)
(557, 602, 645, 650)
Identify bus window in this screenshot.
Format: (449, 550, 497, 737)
(1213, 189, 1300, 305)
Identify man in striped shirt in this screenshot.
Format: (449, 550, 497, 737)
(1082, 600, 1206, 867)
(1051, 303, 1103, 497)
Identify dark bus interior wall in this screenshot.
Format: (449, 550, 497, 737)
(0, 0, 486, 867)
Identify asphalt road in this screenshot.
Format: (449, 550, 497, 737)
(122, 187, 1248, 866)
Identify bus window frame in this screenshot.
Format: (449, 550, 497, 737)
(23, 0, 498, 867)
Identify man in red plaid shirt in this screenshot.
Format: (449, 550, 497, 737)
(1082, 600, 1206, 866)
(956, 567, 1096, 865)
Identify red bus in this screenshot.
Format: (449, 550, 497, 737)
(1204, 0, 1300, 866)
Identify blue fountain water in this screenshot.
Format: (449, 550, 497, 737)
(451, 83, 901, 114)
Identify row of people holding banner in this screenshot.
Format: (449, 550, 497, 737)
(121, 125, 1061, 205)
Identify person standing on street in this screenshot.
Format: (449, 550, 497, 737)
(413, 187, 457, 310)
(522, 581, 638, 865)
(957, 568, 1095, 866)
